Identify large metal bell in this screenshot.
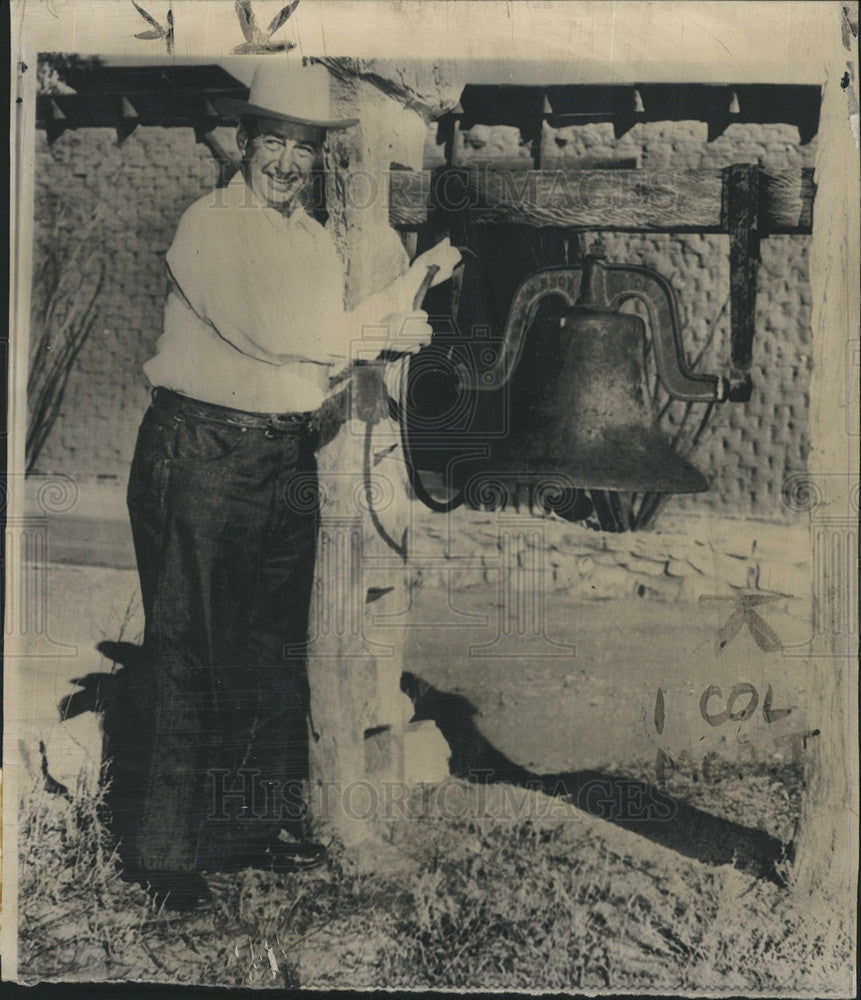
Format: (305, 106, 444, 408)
(494, 305, 710, 494)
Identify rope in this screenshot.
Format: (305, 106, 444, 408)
(394, 354, 465, 514)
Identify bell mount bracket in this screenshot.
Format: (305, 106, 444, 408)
(458, 254, 728, 404)
(723, 163, 762, 403)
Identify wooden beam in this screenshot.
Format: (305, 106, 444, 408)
(388, 166, 815, 234)
(471, 168, 724, 230)
(760, 168, 815, 232)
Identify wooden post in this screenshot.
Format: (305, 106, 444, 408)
(306, 63, 462, 847)
(791, 5, 860, 902)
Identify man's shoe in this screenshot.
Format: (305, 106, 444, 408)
(248, 839, 328, 873)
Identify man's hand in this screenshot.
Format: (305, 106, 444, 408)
(406, 238, 462, 298)
(326, 309, 431, 397)
(378, 308, 433, 355)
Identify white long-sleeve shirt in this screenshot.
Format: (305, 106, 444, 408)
(144, 172, 410, 413)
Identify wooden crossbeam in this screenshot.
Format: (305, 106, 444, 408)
(388, 166, 814, 234)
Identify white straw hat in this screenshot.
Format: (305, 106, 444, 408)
(218, 61, 358, 130)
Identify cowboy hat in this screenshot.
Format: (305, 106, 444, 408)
(218, 61, 358, 130)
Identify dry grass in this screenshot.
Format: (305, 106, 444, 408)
(379, 817, 852, 993)
(18, 773, 303, 986)
(19, 770, 156, 978)
(679, 866, 853, 994)
(18, 763, 853, 993)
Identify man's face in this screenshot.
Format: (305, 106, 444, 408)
(238, 116, 324, 211)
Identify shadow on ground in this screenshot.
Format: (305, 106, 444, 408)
(401, 671, 792, 885)
(58, 641, 154, 864)
(58, 645, 790, 886)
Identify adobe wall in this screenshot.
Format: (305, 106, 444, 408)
(29, 109, 814, 598)
(30, 125, 228, 476)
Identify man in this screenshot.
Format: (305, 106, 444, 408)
(117, 62, 459, 905)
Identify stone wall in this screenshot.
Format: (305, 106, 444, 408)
(410, 507, 810, 602)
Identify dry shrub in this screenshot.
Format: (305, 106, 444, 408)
(382, 820, 615, 989)
(27, 199, 106, 472)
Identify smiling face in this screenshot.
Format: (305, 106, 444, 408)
(237, 115, 324, 211)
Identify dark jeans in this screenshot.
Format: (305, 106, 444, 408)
(118, 388, 320, 872)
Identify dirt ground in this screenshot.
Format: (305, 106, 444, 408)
(13, 565, 850, 992)
(15, 563, 816, 789)
(404, 585, 814, 773)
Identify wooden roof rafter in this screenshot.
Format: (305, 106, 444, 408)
(437, 83, 822, 166)
(36, 63, 249, 144)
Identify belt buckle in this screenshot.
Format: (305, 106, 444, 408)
(265, 413, 295, 438)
